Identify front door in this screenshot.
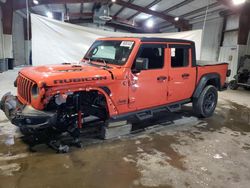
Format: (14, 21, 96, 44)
(167, 44, 196, 103)
(128, 44, 168, 110)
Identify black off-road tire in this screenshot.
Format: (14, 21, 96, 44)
(193, 85, 218, 118)
(229, 80, 239, 90)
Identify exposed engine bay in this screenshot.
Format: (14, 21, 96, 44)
(0, 90, 109, 152)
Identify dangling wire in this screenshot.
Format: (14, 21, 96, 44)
(200, 0, 210, 59)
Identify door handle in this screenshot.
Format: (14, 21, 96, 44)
(182, 73, 190, 78)
(157, 76, 167, 81)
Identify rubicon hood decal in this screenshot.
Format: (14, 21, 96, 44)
(54, 76, 108, 84)
(19, 64, 115, 86)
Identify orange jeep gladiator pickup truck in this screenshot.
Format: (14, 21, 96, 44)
(0, 37, 230, 150)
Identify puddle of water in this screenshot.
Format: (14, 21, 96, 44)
(181, 100, 250, 134)
(137, 134, 186, 171)
(205, 101, 250, 133)
(0, 163, 21, 176)
(0, 139, 142, 188)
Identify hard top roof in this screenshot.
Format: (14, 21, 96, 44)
(140, 37, 194, 44)
(98, 37, 194, 44)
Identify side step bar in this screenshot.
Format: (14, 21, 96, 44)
(101, 102, 181, 139)
(101, 102, 183, 139)
(135, 103, 182, 120)
(110, 99, 191, 122)
(136, 111, 153, 121)
(167, 104, 181, 112)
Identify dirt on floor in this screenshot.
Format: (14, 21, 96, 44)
(0, 69, 250, 188)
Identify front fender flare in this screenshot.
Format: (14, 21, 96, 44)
(86, 86, 118, 117)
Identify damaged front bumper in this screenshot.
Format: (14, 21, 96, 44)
(0, 93, 57, 129)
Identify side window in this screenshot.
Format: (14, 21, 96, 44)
(134, 45, 164, 70)
(170, 47, 189, 68)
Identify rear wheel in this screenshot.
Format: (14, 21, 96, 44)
(229, 80, 238, 90)
(193, 85, 218, 118)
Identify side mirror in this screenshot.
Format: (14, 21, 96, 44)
(134, 58, 149, 73)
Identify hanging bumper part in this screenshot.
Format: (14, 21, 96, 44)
(0, 92, 57, 129)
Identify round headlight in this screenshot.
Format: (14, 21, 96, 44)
(31, 84, 39, 99)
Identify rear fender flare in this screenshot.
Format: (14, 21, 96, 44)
(193, 73, 221, 99)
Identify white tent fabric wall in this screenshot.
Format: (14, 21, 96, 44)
(31, 14, 202, 66)
(192, 18, 223, 61)
(13, 12, 26, 66)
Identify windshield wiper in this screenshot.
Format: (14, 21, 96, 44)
(83, 57, 91, 63)
(84, 57, 110, 68)
(94, 58, 108, 67)
(83, 57, 97, 66)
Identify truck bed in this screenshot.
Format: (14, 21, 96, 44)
(197, 60, 227, 66)
(196, 61, 228, 88)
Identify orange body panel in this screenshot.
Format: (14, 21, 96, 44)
(166, 48, 196, 103)
(196, 65, 228, 87)
(16, 37, 228, 118)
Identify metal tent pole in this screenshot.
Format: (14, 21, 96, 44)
(26, 0, 30, 65)
(0, 8, 5, 59)
(200, 0, 210, 60)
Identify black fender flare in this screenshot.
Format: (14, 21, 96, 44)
(99, 86, 111, 96)
(193, 73, 221, 99)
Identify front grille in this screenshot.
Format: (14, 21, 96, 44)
(17, 74, 35, 103)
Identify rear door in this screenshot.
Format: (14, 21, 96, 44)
(167, 44, 196, 103)
(128, 43, 168, 110)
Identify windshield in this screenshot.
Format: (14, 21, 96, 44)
(84, 40, 135, 66)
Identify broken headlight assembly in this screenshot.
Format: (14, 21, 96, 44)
(31, 84, 39, 99)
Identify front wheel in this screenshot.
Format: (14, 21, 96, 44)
(193, 85, 218, 118)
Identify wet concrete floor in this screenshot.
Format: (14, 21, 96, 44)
(1, 70, 250, 188)
(0, 98, 250, 188)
